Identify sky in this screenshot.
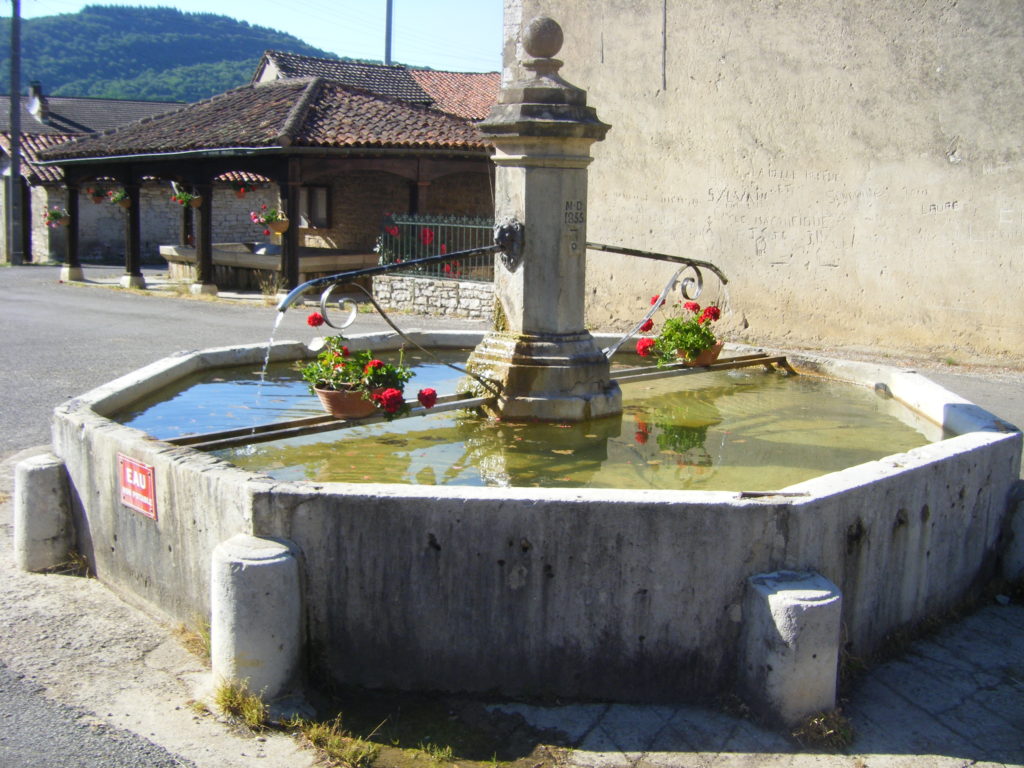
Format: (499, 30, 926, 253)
(3, 0, 504, 72)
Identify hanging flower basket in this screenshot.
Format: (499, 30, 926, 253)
(108, 189, 130, 208)
(86, 188, 105, 204)
(42, 206, 70, 228)
(268, 219, 289, 234)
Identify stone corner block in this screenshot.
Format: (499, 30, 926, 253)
(14, 452, 74, 573)
(210, 534, 303, 701)
(740, 569, 842, 727)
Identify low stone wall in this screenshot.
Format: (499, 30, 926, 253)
(40, 336, 1023, 702)
(373, 275, 494, 320)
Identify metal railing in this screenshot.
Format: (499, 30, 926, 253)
(375, 214, 495, 282)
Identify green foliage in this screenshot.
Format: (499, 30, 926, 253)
(299, 336, 414, 419)
(0, 5, 341, 102)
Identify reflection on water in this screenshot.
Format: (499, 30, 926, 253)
(131, 363, 945, 493)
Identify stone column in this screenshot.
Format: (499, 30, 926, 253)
(467, 16, 621, 422)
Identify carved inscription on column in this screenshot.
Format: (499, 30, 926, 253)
(564, 200, 585, 253)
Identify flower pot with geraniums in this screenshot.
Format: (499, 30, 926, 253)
(108, 189, 130, 208)
(171, 190, 202, 208)
(42, 206, 70, 228)
(231, 180, 256, 199)
(634, 298, 724, 366)
(86, 187, 105, 204)
(299, 318, 440, 420)
(250, 205, 289, 235)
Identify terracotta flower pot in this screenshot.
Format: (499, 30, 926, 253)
(314, 386, 377, 419)
(189, 196, 203, 208)
(268, 219, 290, 234)
(117, 199, 131, 209)
(90, 196, 104, 204)
(677, 341, 724, 367)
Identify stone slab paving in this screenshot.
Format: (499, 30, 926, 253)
(491, 603, 1024, 768)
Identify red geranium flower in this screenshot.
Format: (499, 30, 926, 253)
(635, 429, 649, 444)
(684, 301, 701, 313)
(263, 229, 270, 236)
(373, 387, 405, 414)
(639, 318, 654, 332)
(699, 305, 721, 323)
(306, 311, 325, 327)
(364, 359, 385, 374)
(440, 243, 447, 255)
(650, 295, 661, 306)
(636, 337, 656, 357)
(443, 263, 452, 274)
(419, 227, 435, 246)
(340, 346, 350, 357)
(386, 225, 399, 237)
(417, 388, 438, 409)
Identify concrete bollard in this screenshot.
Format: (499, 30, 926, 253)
(740, 570, 842, 726)
(1001, 488, 1024, 583)
(14, 453, 73, 572)
(210, 534, 302, 701)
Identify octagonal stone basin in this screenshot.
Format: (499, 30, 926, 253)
(50, 330, 1021, 701)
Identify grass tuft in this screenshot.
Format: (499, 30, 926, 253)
(293, 715, 381, 767)
(172, 617, 211, 661)
(43, 549, 91, 577)
(213, 679, 268, 730)
(790, 709, 854, 749)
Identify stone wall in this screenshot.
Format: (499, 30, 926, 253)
(29, 184, 279, 265)
(509, 0, 1024, 365)
(373, 274, 495, 320)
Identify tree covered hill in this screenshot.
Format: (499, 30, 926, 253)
(0, 5, 358, 102)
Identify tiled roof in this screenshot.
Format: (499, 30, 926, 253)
(409, 70, 499, 120)
(258, 50, 433, 105)
(0, 132, 75, 183)
(257, 50, 499, 121)
(0, 94, 182, 136)
(40, 79, 489, 162)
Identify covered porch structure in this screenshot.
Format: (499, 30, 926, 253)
(40, 77, 493, 293)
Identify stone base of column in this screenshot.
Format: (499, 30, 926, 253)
(466, 330, 622, 421)
(189, 282, 218, 296)
(119, 275, 146, 289)
(740, 570, 842, 726)
(59, 265, 84, 282)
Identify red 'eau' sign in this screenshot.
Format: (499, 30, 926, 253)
(118, 453, 157, 520)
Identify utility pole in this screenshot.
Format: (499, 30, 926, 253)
(384, 0, 393, 66)
(7, 0, 24, 265)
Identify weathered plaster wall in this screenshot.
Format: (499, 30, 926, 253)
(510, 0, 1024, 364)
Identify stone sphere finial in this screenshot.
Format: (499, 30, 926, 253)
(523, 17, 563, 59)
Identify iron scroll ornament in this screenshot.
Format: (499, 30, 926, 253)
(601, 263, 707, 359)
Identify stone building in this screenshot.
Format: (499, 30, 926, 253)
(0, 85, 183, 263)
(503, 1, 1024, 364)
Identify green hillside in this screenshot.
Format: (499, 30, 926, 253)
(0, 4, 358, 102)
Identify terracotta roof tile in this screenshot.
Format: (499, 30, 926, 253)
(40, 79, 488, 162)
(0, 132, 75, 183)
(409, 70, 499, 120)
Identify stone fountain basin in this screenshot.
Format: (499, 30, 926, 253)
(50, 331, 1021, 701)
